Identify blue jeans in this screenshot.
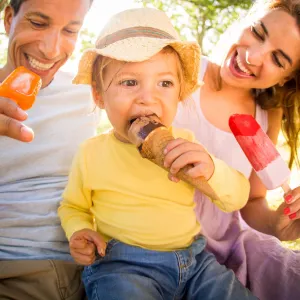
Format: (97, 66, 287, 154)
(82, 237, 257, 300)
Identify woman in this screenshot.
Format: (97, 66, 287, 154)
(173, 0, 300, 299)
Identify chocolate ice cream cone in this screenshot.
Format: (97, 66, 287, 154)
(128, 117, 220, 200)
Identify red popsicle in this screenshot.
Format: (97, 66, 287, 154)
(229, 114, 291, 192)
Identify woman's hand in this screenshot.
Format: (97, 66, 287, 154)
(274, 186, 300, 241)
(69, 229, 107, 266)
(0, 96, 34, 142)
(164, 138, 214, 182)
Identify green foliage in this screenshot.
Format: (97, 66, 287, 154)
(0, 0, 8, 12)
(79, 28, 97, 53)
(0, 7, 8, 66)
(136, 0, 252, 54)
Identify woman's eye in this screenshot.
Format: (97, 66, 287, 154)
(250, 25, 264, 41)
(272, 53, 284, 68)
(120, 80, 137, 86)
(159, 81, 173, 88)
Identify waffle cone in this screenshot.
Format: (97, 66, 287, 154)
(140, 127, 220, 200)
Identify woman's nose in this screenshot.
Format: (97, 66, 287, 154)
(245, 46, 266, 66)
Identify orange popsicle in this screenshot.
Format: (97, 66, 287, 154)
(0, 66, 42, 110)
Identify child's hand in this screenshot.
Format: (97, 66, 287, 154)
(164, 138, 214, 182)
(69, 229, 107, 266)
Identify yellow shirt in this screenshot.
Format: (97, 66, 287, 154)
(58, 128, 249, 251)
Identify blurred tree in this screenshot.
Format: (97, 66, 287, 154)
(136, 0, 252, 54)
(0, 0, 8, 12)
(0, 1, 8, 66)
(79, 28, 96, 53)
(68, 28, 96, 62)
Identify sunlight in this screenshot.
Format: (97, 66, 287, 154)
(63, 0, 141, 72)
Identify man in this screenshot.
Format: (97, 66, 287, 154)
(0, 1, 97, 299)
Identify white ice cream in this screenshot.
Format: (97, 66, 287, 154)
(256, 156, 291, 190)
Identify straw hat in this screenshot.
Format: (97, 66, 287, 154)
(73, 7, 201, 100)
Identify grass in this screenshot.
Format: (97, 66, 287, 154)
(97, 113, 300, 250)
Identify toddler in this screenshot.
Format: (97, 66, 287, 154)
(58, 7, 256, 300)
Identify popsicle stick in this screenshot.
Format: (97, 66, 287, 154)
(281, 181, 291, 194)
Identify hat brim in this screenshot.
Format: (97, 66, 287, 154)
(73, 37, 201, 100)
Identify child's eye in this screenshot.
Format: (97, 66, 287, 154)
(159, 81, 173, 88)
(120, 80, 138, 86)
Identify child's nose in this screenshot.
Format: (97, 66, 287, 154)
(136, 88, 157, 105)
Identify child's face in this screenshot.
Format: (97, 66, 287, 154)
(95, 51, 181, 143)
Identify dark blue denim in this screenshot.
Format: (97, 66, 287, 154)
(82, 237, 258, 300)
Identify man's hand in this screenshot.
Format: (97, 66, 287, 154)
(164, 138, 214, 183)
(69, 229, 107, 266)
(0, 97, 34, 142)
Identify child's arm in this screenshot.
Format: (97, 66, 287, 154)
(58, 145, 106, 264)
(164, 137, 250, 213)
(69, 228, 106, 265)
(58, 145, 94, 239)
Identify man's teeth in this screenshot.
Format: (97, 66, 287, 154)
(27, 55, 55, 71)
(236, 55, 252, 75)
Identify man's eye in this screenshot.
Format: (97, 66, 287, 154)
(250, 25, 264, 41)
(30, 20, 46, 28)
(159, 81, 173, 87)
(65, 29, 79, 35)
(120, 80, 137, 86)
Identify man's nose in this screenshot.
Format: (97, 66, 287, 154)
(39, 30, 61, 60)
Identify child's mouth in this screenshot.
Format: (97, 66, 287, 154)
(129, 114, 159, 126)
(129, 118, 138, 125)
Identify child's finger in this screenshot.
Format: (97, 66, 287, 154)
(70, 238, 88, 249)
(185, 163, 209, 179)
(168, 151, 208, 173)
(167, 172, 180, 183)
(71, 241, 96, 256)
(164, 141, 203, 168)
(70, 229, 106, 257)
(71, 249, 96, 266)
(87, 231, 107, 256)
(163, 138, 187, 155)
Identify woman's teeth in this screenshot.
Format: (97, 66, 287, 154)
(27, 55, 55, 71)
(236, 54, 252, 75)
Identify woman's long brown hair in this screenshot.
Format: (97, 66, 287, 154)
(253, 0, 300, 168)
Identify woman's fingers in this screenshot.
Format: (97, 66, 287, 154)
(283, 195, 300, 220)
(284, 186, 300, 204)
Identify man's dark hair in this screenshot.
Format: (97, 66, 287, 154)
(8, 0, 94, 15)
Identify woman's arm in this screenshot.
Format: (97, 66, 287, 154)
(240, 170, 277, 235)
